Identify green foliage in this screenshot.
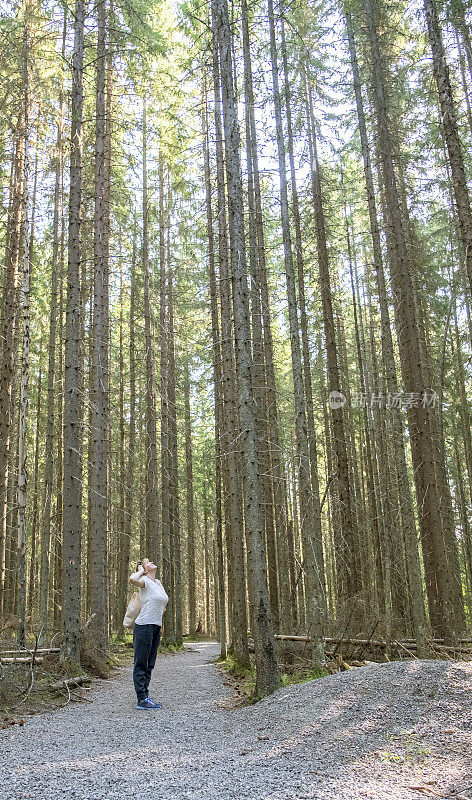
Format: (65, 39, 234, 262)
(158, 640, 186, 654)
(220, 652, 258, 701)
(220, 655, 328, 703)
(280, 665, 329, 686)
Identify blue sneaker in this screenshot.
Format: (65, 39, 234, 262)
(146, 696, 162, 709)
(136, 697, 161, 710)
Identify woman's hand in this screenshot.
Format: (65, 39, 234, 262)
(129, 565, 146, 587)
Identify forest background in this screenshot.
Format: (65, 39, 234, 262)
(1, 0, 472, 697)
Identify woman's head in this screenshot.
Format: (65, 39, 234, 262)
(141, 558, 157, 575)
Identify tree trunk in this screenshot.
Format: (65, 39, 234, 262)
(184, 357, 197, 638)
(142, 100, 160, 567)
(280, 15, 326, 612)
(89, 0, 110, 657)
(0, 121, 23, 624)
(212, 0, 279, 695)
(16, 15, 31, 647)
(203, 79, 227, 655)
(160, 157, 173, 640)
(343, 7, 428, 649)
(305, 72, 362, 614)
(61, 0, 84, 665)
(167, 223, 182, 645)
(267, 0, 324, 653)
(118, 221, 137, 634)
(365, 0, 462, 641)
(211, 29, 250, 668)
(423, 0, 472, 301)
(27, 347, 41, 622)
(39, 11, 65, 634)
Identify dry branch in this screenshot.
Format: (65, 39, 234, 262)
(48, 675, 90, 692)
(275, 635, 311, 642)
(272, 635, 472, 656)
(0, 648, 59, 657)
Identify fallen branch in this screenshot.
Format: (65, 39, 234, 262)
(49, 675, 90, 692)
(273, 635, 472, 657)
(392, 639, 419, 660)
(404, 786, 445, 798)
(69, 688, 93, 703)
(275, 635, 311, 642)
(0, 648, 59, 657)
(324, 637, 472, 654)
(0, 657, 44, 664)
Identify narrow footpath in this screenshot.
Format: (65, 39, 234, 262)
(1, 642, 471, 800)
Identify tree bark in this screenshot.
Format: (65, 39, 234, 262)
(0, 121, 24, 623)
(267, 0, 324, 653)
(424, 0, 472, 300)
(203, 78, 227, 655)
(305, 72, 362, 613)
(365, 0, 462, 641)
(280, 16, 326, 612)
(184, 356, 197, 638)
(211, 29, 250, 667)
(89, 0, 110, 656)
(343, 6, 428, 649)
(16, 13, 32, 647)
(212, 0, 279, 695)
(167, 219, 182, 645)
(39, 12, 65, 634)
(61, 0, 84, 665)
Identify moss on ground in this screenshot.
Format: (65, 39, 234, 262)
(280, 665, 329, 686)
(218, 651, 328, 705)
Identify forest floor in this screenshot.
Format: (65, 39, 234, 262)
(0, 641, 471, 800)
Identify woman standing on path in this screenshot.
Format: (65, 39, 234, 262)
(129, 558, 169, 710)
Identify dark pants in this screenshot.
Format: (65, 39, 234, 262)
(133, 623, 161, 701)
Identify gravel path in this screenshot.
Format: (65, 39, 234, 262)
(1, 641, 471, 800)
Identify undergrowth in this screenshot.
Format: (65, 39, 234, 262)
(158, 640, 185, 654)
(219, 652, 328, 704)
(281, 665, 329, 686)
(0, 631, 184, 725)
(219, 651, 257, 701)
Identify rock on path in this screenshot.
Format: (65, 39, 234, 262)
(1, 641, 471, 800)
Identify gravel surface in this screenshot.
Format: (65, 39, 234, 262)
(1, 641, 471, 800)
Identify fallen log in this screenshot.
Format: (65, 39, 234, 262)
(49, 675, 90, 692)
(274, 635, 472, 655)
(0, 648, 59, 657)
(402, 638, 472, 644)
(0, 657, 44, 664)
(324, 637, 472, 652)
(275, 635, 312, 642)
(427, 644, 472, 654)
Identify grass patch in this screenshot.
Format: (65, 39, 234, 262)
(219, 652, 257, 703)
(158, 640, 185, 654)
(385, 730, 432, 763)
(218, 653, 329, 706)
(280, 665, 329, 686)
